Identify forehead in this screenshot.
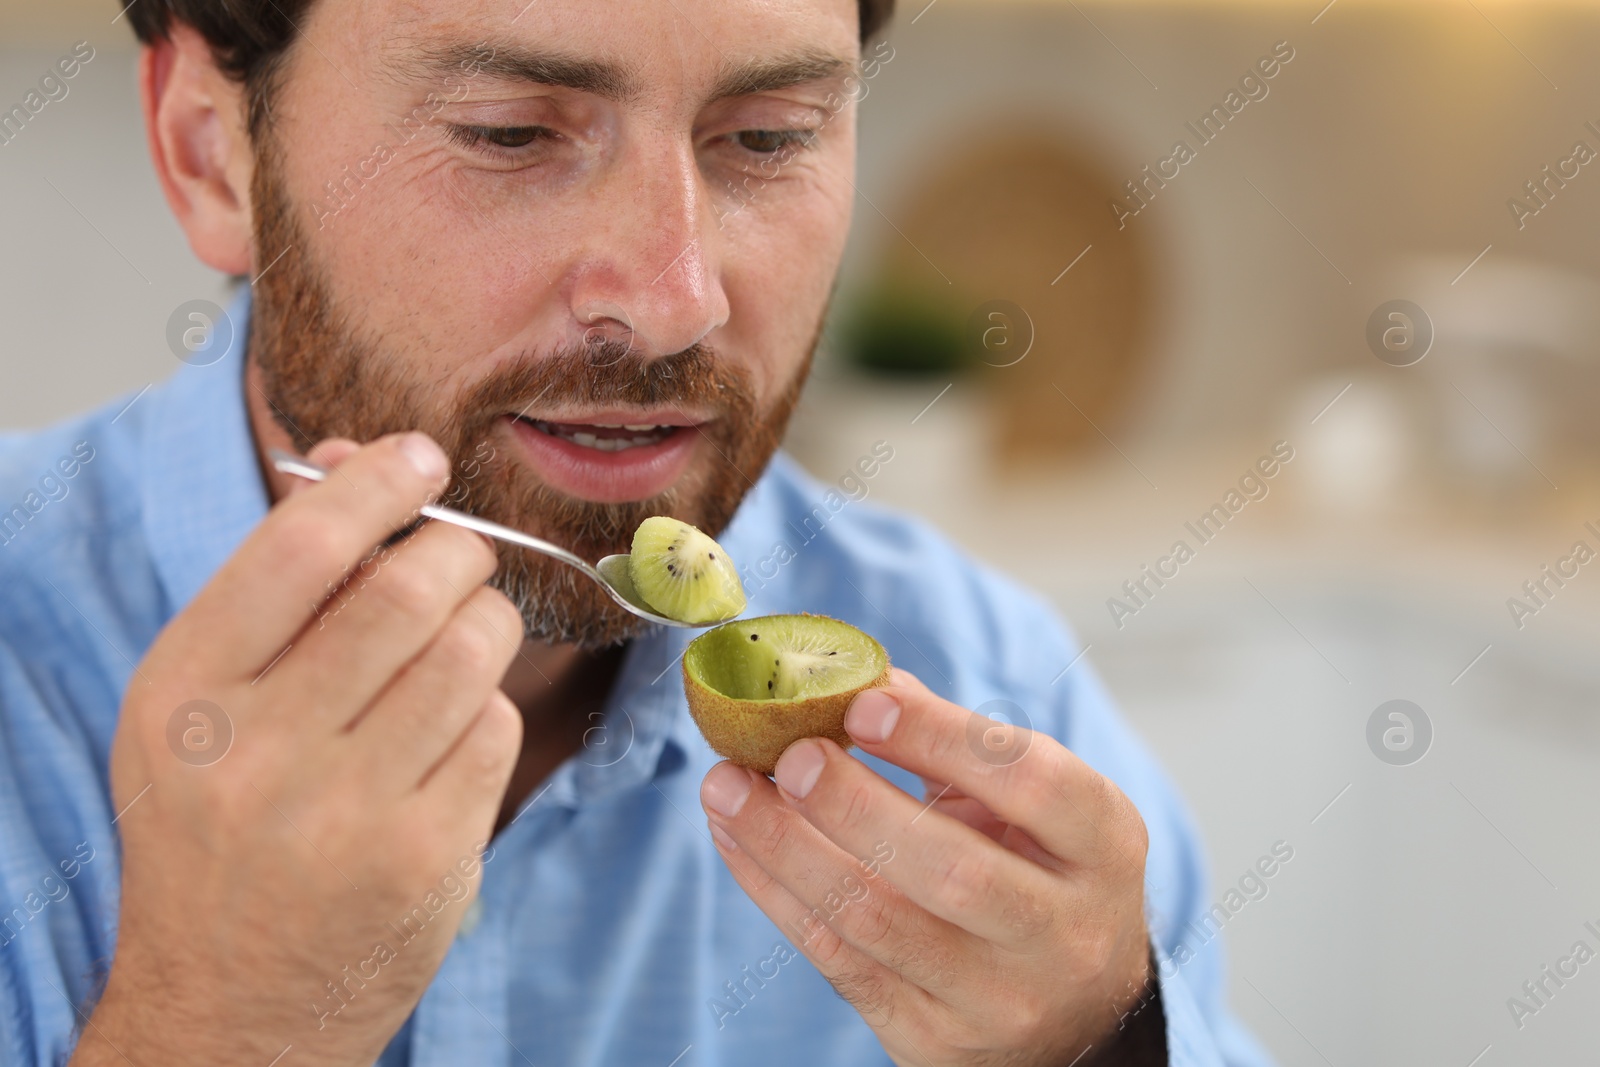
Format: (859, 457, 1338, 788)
(310, 0, 862, 89)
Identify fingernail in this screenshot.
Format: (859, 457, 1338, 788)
(708, 822, 739, 852)
(398, 433, 449, 480)
(774, 739, 826, 800)
(845, 689, 900, 745)
(702, 763, 753, 818)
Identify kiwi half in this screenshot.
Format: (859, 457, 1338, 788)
(683, 614, 891, 775)
(629, 516, 746, 624)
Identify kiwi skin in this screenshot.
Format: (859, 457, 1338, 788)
(683, 651, 892, 777)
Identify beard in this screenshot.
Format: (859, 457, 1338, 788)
(246, 134, 815, 649)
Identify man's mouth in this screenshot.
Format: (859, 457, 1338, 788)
(502, 411, 705, 504)
(516, 417, 682, 452)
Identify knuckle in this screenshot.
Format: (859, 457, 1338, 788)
(1085, 767, 1122, 816)
(1075, 924, 1120, 981)
(1121, 804, 1151, 862)
(466, 695, 522, 772)
(835, 780, 876, 835)
(434, 520, 498, 577)
(734, 853, 782, 896)
(464, 528, 501, 577)
(1000, 884, 1058, 943)
(439, 616, 496, 675)
(936, 848, 997, 915)
(829, 964, 896, 1024)
(747, 805, 799, 858)
(864, 900, 956, 988)
(1007, 756, 1060, 819)
(995, 988, 1050, 1045)
(277, 510, 347, 576)
(1088, 773, 1147, 863)
(806, 922, 852, 967)
(926, 713, 968, 768)
(1022, 734, 1072, 789)
(847, 883, 897, 949)
(479, 588, 526, 645)
(373, 563, 441, 619)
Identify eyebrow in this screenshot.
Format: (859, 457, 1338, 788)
(709, 51, 852, 100)
(390, 43, 638, 101)
(388, 42, 852, 105)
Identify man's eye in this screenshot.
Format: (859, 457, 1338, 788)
(447, 125, 555, 151)
(734, 129, 814, 154)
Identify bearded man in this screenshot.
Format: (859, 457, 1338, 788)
(0, 1, 1274, 1064)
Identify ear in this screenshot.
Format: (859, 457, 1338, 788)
(140, 24, 255, 275)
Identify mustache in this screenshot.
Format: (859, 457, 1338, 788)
(460, 339, 753, 422)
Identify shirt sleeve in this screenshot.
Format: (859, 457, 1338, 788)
(1018, 598, 1278, 1067)
(0, 637, 118, 1067)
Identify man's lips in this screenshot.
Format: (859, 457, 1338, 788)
(502, 411, 706, 503)
(521, 418, 678, 453)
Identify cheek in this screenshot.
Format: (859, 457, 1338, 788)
(717, 145, 856, 402)
(287, 136, 549, 384)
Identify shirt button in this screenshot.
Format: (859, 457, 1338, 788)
(457, 896, 485, 938)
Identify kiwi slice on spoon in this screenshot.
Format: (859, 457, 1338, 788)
(683, 614, 891, 775)
(628, 516, 746, 625)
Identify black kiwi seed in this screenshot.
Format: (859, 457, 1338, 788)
(767, 680, 773, 689)
(749, 634, 759, 641)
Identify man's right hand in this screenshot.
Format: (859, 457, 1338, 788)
(72, 433, 526, 1067)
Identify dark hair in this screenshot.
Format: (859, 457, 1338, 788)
(126, 0, 896, 138)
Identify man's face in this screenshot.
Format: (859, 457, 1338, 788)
(246, 0, 861, 646)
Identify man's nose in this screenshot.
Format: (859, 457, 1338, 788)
(568, 139, 730, 356)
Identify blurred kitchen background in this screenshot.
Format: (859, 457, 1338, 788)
(7, 0, 1600, 1062)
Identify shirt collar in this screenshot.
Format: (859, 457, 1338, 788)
(553, 624, 700, 807)
(140, 286, 269, 618)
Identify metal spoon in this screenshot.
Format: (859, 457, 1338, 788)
(269, 448, 721, 629)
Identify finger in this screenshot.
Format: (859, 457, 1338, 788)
(749, 739, 1062, 948)
(702, 762, 985, 994)
(349, 586, 524, 791)
(702, 797, 931, 1024)
(288, 438, 361, 496)
(157, 433, 453, 678)
(262, 516, 499, 730)
(924, 790, 1013, 844)
(844, 671, 1145, 871)
(913, 779, 1059, 868)
(418, 688, 522, 812)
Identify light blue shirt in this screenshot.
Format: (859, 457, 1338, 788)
(0, 287, 1273, 1066)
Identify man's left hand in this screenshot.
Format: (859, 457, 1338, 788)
(700, 667, 1156, 1066)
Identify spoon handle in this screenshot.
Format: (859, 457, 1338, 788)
(267, 448, 594, 574)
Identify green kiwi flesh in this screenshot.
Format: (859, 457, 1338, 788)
(628, 516, 747, 624)
(683, 614, 891, 774)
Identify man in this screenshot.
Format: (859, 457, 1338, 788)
(0, 0, 1274, 1063)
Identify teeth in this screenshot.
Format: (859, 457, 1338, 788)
(519, 415, 673, 452)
